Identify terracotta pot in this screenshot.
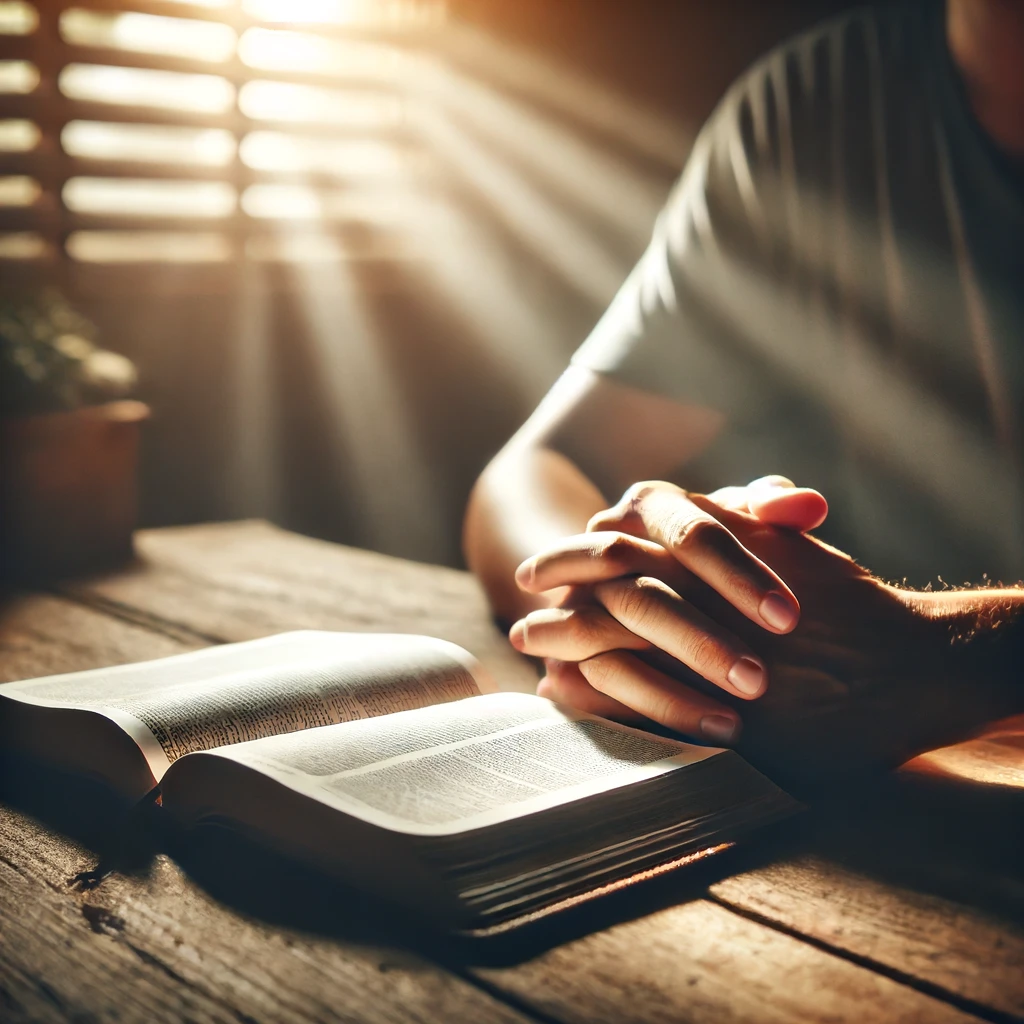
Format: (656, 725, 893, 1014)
(0, 400, 150, 582)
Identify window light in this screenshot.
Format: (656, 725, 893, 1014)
(67, 231, 232, 263)
(0, 119, 40, 151)
(239, 80, 403, 127)
(0, 1, 37, 35)
(63, 177, 237, 218)
(0, 231, 46, 258)
(239, 29, 407, 81)
(60, 64, 236, 113)
(61, 9, 237, 63)
(63, 122, 236, 167)
(0, 175, 40, 205)
(0, 60, 39, 94)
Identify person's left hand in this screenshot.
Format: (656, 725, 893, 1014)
(510, 476, 827, 745)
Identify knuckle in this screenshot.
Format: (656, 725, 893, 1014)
(622, 480, 660, 515)
(610, 580, 646, 621)
(580, 652, 621, 693)
(622, 481, 649, 505)
(608, 577, 660, 631)
(721, 564, 759, 600)
(600, 532, 640, 573)
(685, 632, 728, 674)
(651, 693, 689, 731)
(543, 658, 574, 685)
(564, 608, 599, 646)
(668, 515, 724, 553)
(586, 509, 616, 532)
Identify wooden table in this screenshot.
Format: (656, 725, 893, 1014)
(2, 520, 1023, 1024)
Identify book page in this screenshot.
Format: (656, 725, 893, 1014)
(208, 693, 717, 835)
(1, 632, 485, 778)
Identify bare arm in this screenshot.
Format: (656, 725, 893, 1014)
(463, 366, 725, 625)
(464, 445, 604, 625)
(464, 365, 834, 743)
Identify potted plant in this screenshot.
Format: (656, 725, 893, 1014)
(0, 289, 149, 582)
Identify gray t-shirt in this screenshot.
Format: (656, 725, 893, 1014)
(572, 3, 1024, 588)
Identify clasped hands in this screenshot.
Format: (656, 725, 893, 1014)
(509, 478, 1001, 788)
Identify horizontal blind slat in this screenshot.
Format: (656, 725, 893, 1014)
(56, 47, 421, 91)
(4, 0, 449, 275)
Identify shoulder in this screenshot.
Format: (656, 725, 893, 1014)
(707, 4, 928, 155)
(659, 4, 936, 255)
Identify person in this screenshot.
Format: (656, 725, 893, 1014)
(463, 0, 1024, 788)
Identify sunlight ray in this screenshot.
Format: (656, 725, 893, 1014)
(412, 55, 668, 249)
(414, 102, 631, 310)
(439, 22, 690, 169)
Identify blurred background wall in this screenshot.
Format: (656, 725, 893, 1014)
(0, 0, 859, 567)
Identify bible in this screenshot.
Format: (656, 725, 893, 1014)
(0, 631, 798, 930)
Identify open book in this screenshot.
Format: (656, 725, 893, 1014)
(0, 631, 797, 930)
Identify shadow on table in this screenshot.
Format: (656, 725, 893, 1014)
(805, 726, 1024, 925)
(167, 818, 776, 967)
(170, 756, 1024, 968)
(0, 754, 768, 965)
(0, 756, 162, 884)
(3, 726, 1022, 967)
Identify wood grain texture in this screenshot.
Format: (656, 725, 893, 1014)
(0, 846, 237, 1024)
(0, 591, 201, 683)
(712, 855, 1024, 1019)
(0, 809, 535, 1024)
(66, 520, 1024, 1024)
(474, 898, 980, 1024)
(0, 589, 535, 1024)
(9, 520, 1021, 1023)
(65, 520, 537, 693)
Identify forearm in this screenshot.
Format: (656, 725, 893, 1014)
(907, 586, 1024, 719)
(464, 367, 727, 625)
(463, 443, 607, 625)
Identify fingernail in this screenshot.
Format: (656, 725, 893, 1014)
(514, 561, 534, 587)
(727, 656, 766, 696)
(700, 715, 739, 744)
(759, 591, 798, 631)
(508, 619, 528, 650)
(750, 474, 794, 493)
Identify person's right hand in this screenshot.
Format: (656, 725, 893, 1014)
(534, 494, 1023, 790)
(510, 477, 828, 743)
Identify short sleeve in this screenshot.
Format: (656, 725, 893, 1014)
(570, 48, 815, 428)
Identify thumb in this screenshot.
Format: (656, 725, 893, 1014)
(746, 475, 828, 531)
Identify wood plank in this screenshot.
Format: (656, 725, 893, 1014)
(473, 898, 982, 1024)
(65, 519, 538, 692)
(0, 808, 535, 1024)
(0, 591, 201, 682)
(8, 776, 973, 1024)
(64, 521, 1024, 1021)
(0, 591, 537, 1024)
(0, 595, 228, 1024)
(711, 854, 1024, 1019)
(6, 811, 981, 1024)
(0, 841, 238, 1024)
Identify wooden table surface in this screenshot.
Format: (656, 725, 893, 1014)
(2, 520, 1023, 1024)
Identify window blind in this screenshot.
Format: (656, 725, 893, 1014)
(0, 0, 448, 274)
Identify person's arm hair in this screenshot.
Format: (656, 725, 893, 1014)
(918, 588, 1024, 720)
(463, 365, 724, 625)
